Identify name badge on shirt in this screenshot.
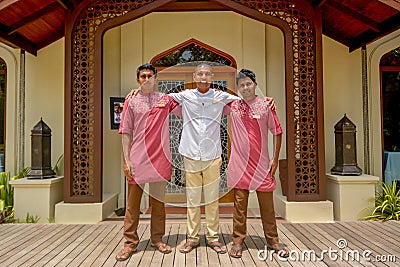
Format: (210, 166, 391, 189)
(212, 99, 219, 104)
(157, 103, 166, 107)
(253, 114, 261, 119)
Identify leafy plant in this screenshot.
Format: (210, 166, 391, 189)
(25, 213, 40, 223)
(53, 154, 64, 176)
(17, 213, 40, 223)
(0, 169, 30, 224)
(0, 172, 17, 224)
(0, 210, 13, 224)
(15, 167, 30, 179)
(0, 172, 14, 212)
(364, 180, 400, 221)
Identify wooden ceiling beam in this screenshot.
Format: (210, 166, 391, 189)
(155, 1, 227, 11)
(0, 0, 20, 11)
(0, 23, 37, 55)
(36, 25, 65, 50)
(327, 0, 380, 32)
(349, 13, 400, 52)
(378, 0, 400, 11)
(313, 0, 328, 8)
(8, 2, 61, 35)
(56, 0, 70, 10)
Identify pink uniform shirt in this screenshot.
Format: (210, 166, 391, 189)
(226, 96, 283, 192)
(119, 91, 179, 184)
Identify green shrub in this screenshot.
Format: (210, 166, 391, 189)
(18, 213, 40, 223)
(364, 180, 400, 221)
(0, 210, 13, 224)
(0, 168, 30, 224)
(0, 172, 14, 212)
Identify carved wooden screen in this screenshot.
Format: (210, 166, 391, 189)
(65, 0, 325, 202)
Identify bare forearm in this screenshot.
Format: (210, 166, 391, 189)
(272, 134, 282, 162)
(121, 134, 132, 163)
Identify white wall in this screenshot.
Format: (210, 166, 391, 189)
(322, 36, 363, 174)
(103, 27, 124, 196)
(25, 39, 65, 174)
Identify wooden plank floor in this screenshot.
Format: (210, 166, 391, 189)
(0, 219, 399, 266)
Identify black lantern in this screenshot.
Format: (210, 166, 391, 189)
(331, 114, 362, 175)
(27, 118, 56, 178)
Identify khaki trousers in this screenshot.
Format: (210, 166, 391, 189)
(184, 157, 222, 243)
(123, 181, 166, 249)
(232, 188, 279, 246)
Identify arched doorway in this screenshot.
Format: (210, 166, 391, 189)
(64, 0, 325, 203)
(381, 47, 400, 186)
(150, 38, 237, 203)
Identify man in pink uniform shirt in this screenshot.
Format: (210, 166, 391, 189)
(226, 69, 289, 259)
(116, 64, 180, 261)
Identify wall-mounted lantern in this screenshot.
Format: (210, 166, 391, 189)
(331, 114, 362, 175)
(27, 118, 56, 179)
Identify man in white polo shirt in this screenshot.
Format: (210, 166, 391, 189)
(169, 63, 240, 254)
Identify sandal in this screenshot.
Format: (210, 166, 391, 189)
(268, 243, 289, 258)
(151, 242, 172, 254)
(115, 247, 137, 261)
(228, 245, 243, 258)
(179, 241, 200, 253)
(207, 241, 227, 254)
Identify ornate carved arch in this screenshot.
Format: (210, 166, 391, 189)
(64, 0, 325, 202)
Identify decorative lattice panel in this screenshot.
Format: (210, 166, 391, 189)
(233, 0, 318, 195)
(70, 0, 156, 196)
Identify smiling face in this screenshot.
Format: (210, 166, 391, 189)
(137, 69, 156, 92)
(237, 77, 257, 101)
(193, 64, 213, 93)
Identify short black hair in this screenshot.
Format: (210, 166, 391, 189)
(236, 68, 256, 84)
(136, 63, 157, 78)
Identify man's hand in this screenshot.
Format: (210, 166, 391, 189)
(126, 88, 140, 99)
(123, 160, 135, 180)
(265, 97, 276, 111)
(268, 159, 278, 178)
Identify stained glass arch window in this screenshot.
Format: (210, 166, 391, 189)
(151, 38, 236, 68)
(380, 47, 400, 66)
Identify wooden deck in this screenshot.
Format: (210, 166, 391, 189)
(0, 219, 399, 266)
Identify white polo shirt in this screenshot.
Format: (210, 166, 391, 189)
(169, 89, 240, 161)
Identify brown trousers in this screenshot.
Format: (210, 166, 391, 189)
(123, 182, 166, 249)
(232, 188, 279, 246)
